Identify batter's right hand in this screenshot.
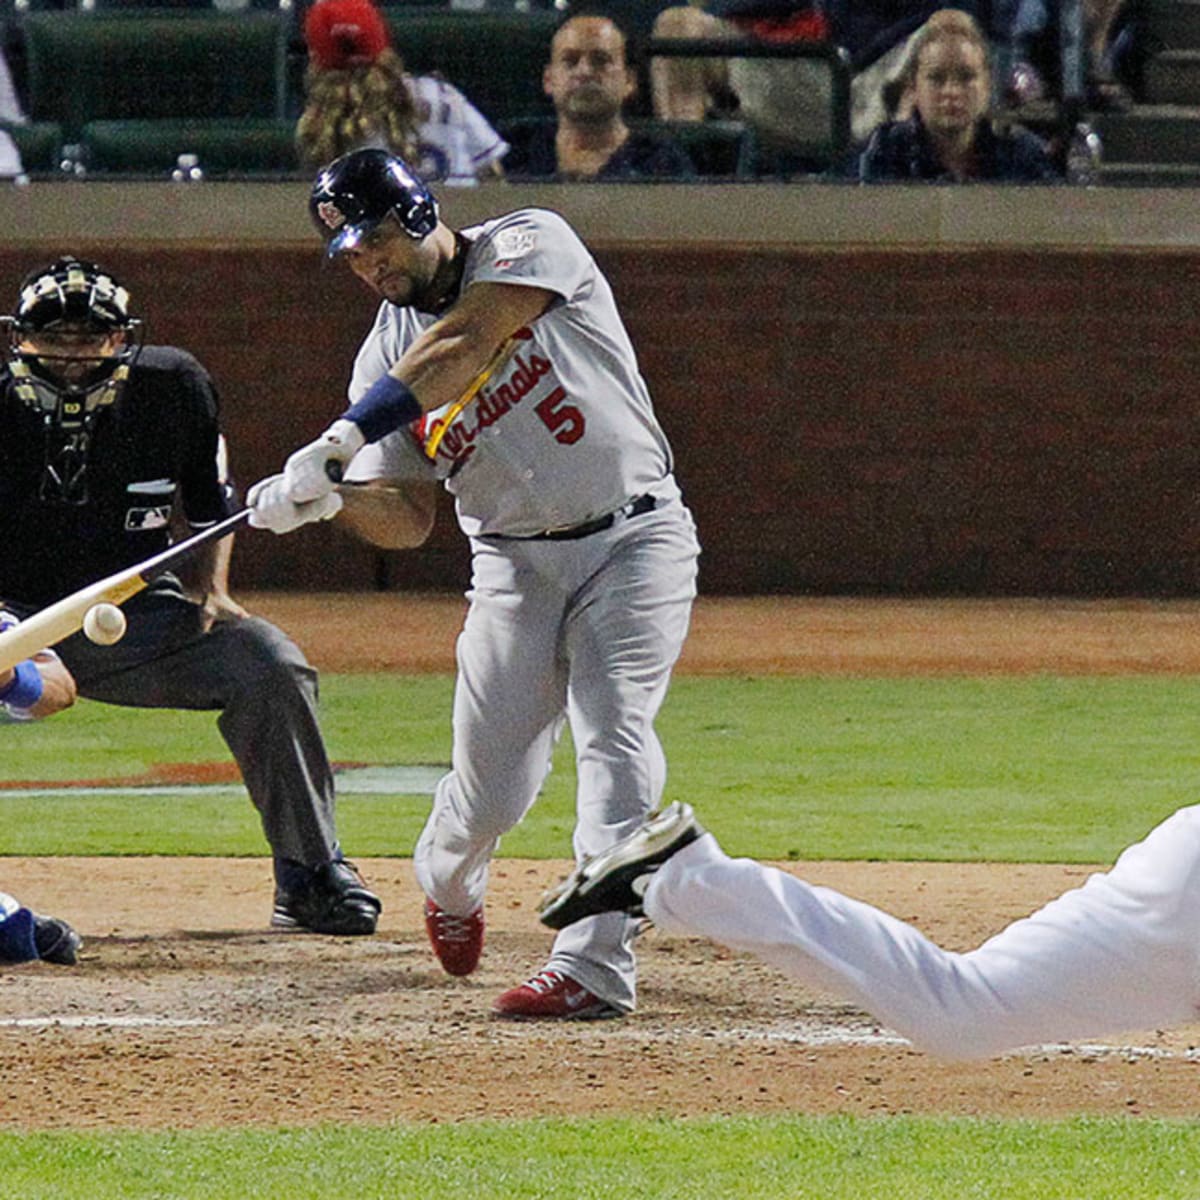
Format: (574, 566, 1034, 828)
(283, 418, 366, 503)
(247, 473, 343, 535)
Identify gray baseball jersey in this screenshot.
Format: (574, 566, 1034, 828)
(343, 207, 681, 537)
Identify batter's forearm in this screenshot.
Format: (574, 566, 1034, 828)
(358, 283, 554, 426)
(336, 481, 437, 549)
(1, 653, 76, 719)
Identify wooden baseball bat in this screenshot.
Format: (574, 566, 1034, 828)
(0, 508, 250, 672)
(422, 331, 525, 460)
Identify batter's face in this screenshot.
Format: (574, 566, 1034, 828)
(340, 215, 445, 308)
(544, 17, 635, 124)
(913, 36, 989, 139)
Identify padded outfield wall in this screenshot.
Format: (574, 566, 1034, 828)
(0, 181, 1197, 596)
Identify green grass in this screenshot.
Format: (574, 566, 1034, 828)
(2, 674, 1195, 862)
(5, 674, 1200, 1194)
(0, 1116, 1198, 1199)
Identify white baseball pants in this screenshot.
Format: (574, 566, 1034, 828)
(645, 805, 1200, 1059)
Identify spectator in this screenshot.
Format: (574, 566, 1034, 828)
(857, 9, 1059, 183)
(648, 0, 991, 163)
(297, 0, 508, 185)
(504, 15, 694, 181)
(0, 44, 26, 179)
(649, 0, 835, 170)
(1003, 0, 1132, 109)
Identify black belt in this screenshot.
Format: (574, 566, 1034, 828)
(495, 493, 657, 542)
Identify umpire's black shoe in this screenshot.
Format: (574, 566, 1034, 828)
(539, 802, 703, 931)
(272, 859, 382, 936)
(33, 914, 82, 965)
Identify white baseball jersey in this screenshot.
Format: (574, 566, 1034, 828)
(407, 74, 508, 187)
(0, 48, 23, 179)
(344, 207, 681, 538)
(352, 75, 508, 188)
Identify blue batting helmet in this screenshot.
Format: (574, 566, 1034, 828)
(309, 149, 439, 255)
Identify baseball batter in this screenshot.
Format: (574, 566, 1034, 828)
(250, 148, 700, 1019)
(541, 801, 1200, 1058)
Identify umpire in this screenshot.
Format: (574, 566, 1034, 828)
(0, 256, 380, 936)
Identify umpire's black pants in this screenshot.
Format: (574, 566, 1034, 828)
(53, 575, 340, 875)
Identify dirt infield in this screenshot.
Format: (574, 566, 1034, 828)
(4, 596, 1200, 1131)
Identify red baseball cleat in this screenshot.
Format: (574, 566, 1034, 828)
(492, 968, 623, 1020)
(423, 898, 484, 976)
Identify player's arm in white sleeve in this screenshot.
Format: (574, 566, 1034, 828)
(332, 275, 552, 547)
(269, 212, 576, 513)
(0, 614, 76, 720)
(335, 280, 552, 546)
(387, 278, 554, 413)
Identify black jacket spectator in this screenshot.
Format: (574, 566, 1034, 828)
(858, 112, 1059, 182)
(503, 120, 695, 181)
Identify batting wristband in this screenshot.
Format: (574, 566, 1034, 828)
(344, 375, 423, 444)
(0, 659, 43, 712)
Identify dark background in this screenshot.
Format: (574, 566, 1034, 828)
(3, 237, 1197, 596)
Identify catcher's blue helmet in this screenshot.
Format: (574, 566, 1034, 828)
(309, 149, 439, 255)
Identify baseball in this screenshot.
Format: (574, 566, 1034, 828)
(83, 602, 127, 646)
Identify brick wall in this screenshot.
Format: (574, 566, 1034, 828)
(5, 241, 1198, 596)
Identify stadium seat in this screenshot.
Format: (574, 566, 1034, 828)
(21, 11, 289, 141)
(645, 36, 852, 173)
(0, 119, 62, 174)
(641, 117, 757, 178)
(79, 117, 298, 176)
(383, 9, 560, 124)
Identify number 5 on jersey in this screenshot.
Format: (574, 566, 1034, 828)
(535, 387, 585, 445)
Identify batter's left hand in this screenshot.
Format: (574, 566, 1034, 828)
(283, 418, 365, 503)
(248, 473, 344, 535)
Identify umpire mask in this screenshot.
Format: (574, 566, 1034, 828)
(3, 257, 143, 504)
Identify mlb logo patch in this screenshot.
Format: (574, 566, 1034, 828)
(125, 506, 172, 531)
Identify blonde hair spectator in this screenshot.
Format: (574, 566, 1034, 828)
(297, 0, 508, 186)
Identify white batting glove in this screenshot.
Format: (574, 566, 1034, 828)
(247, 473, 343, 535)
(282, 419, 366, 504)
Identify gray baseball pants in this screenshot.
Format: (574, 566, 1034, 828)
(414, 494, 700, 1011)
(53, 575, 340, 871)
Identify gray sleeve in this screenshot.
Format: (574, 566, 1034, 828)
(344, 303, 437, 483)
(465, 209, 593, 307)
